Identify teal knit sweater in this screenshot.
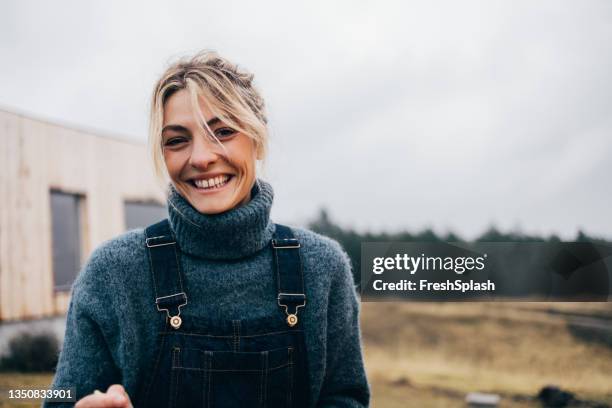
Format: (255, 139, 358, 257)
(45, 180, 370, 407)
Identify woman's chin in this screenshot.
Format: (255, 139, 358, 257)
(191, 198, 233, 215)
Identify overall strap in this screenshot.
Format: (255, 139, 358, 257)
(272, 224, 306, 327)
(145, 219, 188, 330)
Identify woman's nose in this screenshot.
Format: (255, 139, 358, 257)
(189, 136, 219, 169)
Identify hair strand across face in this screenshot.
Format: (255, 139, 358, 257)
(149, 50, 268, 184)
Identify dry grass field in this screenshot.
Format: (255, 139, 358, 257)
(0, 302, 610, 407)
(0, 373, 53, 408)
(361, 302, 612, 407)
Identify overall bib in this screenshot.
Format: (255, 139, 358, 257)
(136, 220, 310, 408)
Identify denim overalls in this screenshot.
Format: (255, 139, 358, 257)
(136, 220, 310, 408)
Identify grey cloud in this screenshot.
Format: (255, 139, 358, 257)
(1, 0, 611, 239)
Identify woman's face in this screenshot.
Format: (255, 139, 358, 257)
(162, 89, 257, 214)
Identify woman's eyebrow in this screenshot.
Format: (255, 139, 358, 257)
(204, 117, 221, 127)
(162, 124, 190, 134)
(162, 118, 221, 134)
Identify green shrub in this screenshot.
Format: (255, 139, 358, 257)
(0, 331, 59, 372)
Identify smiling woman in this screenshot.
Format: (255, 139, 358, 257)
(45, 50, 370, 408)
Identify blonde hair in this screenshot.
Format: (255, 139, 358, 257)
(149, 50, 268, 181)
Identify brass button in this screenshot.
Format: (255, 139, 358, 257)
(287, 314, 298, 327)
(170, 315, 182, 329)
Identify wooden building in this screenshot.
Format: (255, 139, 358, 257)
(0, 108, 166, 323)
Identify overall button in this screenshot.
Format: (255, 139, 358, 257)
(287, 314, 298, 327)
(170, 315, 182, 329)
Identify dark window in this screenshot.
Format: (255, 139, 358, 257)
(50, 191, 84, 291)
(124, 201, 167, 230)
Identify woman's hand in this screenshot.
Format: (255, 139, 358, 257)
(75, 384, 133, 408)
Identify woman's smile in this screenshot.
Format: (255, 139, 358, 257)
(187, 173, 234, 193)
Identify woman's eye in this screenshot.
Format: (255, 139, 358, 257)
(164, 136, 188, 147)
(214, 127, 237, 139)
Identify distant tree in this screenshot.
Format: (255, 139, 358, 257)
(309, 208, 362, 286)
(444, 232, 462, 242)
(413, 228, 441, 242)
(307, 208, 611, 290)
(576, 229, 609, 244)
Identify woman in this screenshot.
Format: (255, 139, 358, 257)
(46, 51, 370, 408)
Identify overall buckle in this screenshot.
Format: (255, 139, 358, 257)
(155, 292, 188, 329)
(272, 238, 301, 249)
(277, 293, 306, 327)
(146, 236, 176, 248)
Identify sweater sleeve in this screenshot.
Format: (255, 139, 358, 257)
(43, 249, 122, 407)
(317, 242, 370, 407)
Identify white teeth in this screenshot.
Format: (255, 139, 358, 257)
(194, 175, 230, 189)
(194, 179, 207, 188)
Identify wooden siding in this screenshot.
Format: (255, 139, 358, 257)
(0, 109, 165, 321)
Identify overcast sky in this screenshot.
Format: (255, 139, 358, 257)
(1, 0, 611, 239)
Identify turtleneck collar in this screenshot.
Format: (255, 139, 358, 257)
(166, 179, 275, 260)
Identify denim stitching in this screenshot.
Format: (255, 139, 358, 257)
(259, 353, 264, 407)
(170, 348, 181, 408)
(261, 350, 269, 408)
(146, 240, 159, 299)
(170, 361, 293, 373)
(207, 351, 212, 408)
(159, 330, 303, 338)
(264, 351, 269, 408)
(140, 329, 166, 405)
(274, 240, 281, 294)
(173, 245, 185, 293)
(232, 320, 240, 352)
(200, 352, 208, 406)
(287, 347, 293, 408)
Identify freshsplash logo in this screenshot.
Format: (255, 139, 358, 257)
(372, 253, 488, 275)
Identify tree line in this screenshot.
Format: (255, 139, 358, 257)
(307, 208, 611, 286)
